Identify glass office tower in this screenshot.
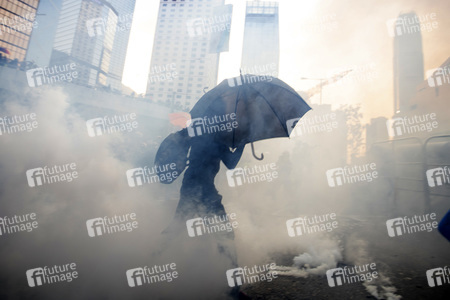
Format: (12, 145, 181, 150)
(0, 0, 40, 61)
(241, 1, 279, 76)
(392, 12, 424, 113)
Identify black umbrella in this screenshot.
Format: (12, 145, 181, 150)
(188, 74, 312, 159)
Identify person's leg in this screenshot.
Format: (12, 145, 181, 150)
(203, 193, 242, 298)
(163, 184, 205, 234)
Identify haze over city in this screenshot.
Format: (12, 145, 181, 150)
(0, 0, 449, 299)
(123, 0, 450, 122)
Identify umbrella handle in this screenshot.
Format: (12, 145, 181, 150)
(251, 142, 264, 161)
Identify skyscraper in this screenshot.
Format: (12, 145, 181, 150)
(49, 0, 135, 89)
(392, 12, 424, 113)
(25, 0, 63, 67)
(146, 0, 226, 110)
(0, 0, 40, 61)
(104, 0, 135, 91)
(241, 1, 279, 77)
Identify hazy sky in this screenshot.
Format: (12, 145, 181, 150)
(122, 0, 450, 122)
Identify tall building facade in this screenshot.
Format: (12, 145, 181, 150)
(392, 12, 424, 113)
(241, 1, 279, 76)
(25, 0, 63, 67)
(146, 0, 225, 110)
(105, 0, 135, 91)
(50, 0, 135, 89)
(0, 0, 40, 61)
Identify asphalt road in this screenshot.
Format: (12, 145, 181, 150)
(241, 216, 450, 300)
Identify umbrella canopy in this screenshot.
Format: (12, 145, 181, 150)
(188, 75, 312, 148)
(0, 47, 11, 55)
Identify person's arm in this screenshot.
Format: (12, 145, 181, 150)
(221, 145, 245, 169)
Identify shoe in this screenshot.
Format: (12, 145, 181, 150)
(239, 291, 252, 300)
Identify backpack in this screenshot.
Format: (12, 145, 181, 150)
(154, 128, 190, 184)
(439, 209, 450, 242)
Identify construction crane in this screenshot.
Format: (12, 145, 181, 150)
(303, 69, 353, 104)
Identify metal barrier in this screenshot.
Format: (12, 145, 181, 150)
(423, 135, 450, 212)
(370, 135, 450, 214)
(370, 137, 424, 214)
